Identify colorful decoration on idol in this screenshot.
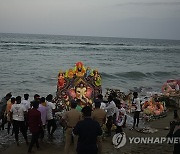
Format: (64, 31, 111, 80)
(74, 61, 86, 77)
(57, 70, 66, 89)
(56, 62, 102, 109)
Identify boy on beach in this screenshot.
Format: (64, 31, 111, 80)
(131, 92, 141, 130)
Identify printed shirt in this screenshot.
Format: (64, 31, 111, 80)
(10, 104, 27, 121)
(115, 107, 126, 126)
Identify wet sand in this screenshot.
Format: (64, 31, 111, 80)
(1, 108, 178, 154)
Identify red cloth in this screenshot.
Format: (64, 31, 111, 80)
(28, 108, 42, 133)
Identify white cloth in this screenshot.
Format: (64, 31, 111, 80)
(133, 98, 141, 112)
(175, 84, 179, 91)
(104, 101, 116, 117)
(100, 102, 106, 110)
(21, 99, 30, 110)
(10, 104, 27, 121)
(46, 101, 56, 120)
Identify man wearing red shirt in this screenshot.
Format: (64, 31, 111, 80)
(28, 101, 42, 153)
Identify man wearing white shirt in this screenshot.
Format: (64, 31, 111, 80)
(132, 92, 141, 129)
(21, 94, 30, 110)
(46, 94, 57, 138)
(104, 95, 116, 136)
(10, 96, 28, 146)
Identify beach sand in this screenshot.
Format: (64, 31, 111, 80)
(1, 108, 178, 154)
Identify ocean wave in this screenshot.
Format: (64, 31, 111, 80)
(115, 71, 147, 79)
(113, 71, 179, 80)
(70, 42, 131, 46)
(148, 71, 179, 77)
(101, 72, 117, 79)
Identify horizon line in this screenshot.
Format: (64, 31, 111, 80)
(0, 32, 180, 41)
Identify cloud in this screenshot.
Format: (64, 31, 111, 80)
(117, 2, 180, 7)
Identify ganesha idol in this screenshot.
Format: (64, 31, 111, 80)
(55, 62, 102, 109)
(68, 82, 93, 107)
(142, 97, 164, 116)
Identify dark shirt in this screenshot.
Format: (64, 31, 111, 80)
(167, 123, 180, 154)
(28, 108, 42, 133)
(73, 117, 102, 153)
(173, 129, 180, 154)
(0, 97, 7, 116)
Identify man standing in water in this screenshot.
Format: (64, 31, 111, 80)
(46, 94, 57, 138)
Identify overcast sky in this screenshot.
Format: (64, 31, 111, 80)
(0, 0, 180, 40)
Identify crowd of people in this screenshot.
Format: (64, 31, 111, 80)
(1, 91, 179, 154)
(0, 93, 57, 153)
(0, 91, 134, 154)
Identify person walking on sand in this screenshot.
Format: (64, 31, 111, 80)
(46, 94, 57, 138)
(62, 100, 82, 154)
(131, 92, 141, 130)
(10, 96, 28, 146)
(73, 106, 102, 154)
(27, 101, 42, 153)
(21, 93, 30, 132)
(92, 101, 106, 154)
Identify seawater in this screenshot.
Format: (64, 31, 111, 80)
(0, 33, 180, 97)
